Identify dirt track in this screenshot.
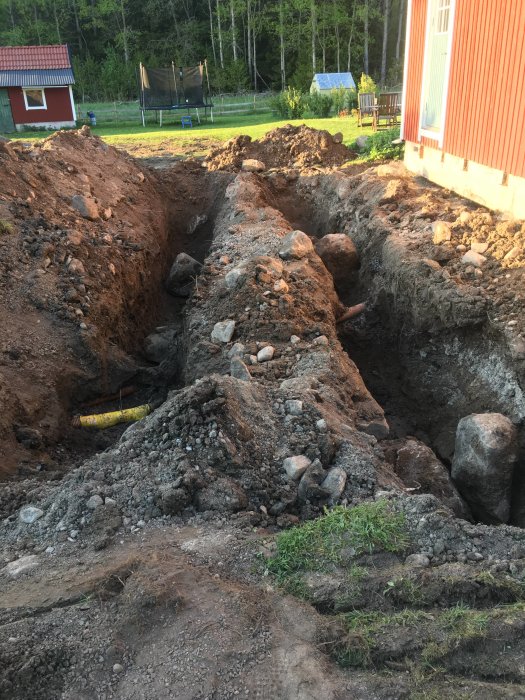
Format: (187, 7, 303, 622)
(2, 126, 525, 698)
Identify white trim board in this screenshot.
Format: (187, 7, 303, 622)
(23, 87, 47, 111)
(400, 0, 413, 141)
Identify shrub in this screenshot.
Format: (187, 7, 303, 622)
(346, 88, 358, 111)
(358, 73, 377, 95)
(355, 127, 404, 161)
(331, 87, 347, 115)
(269, 91, 289, 118)
(270, 87, 306, 119)
(307, 91, 333, 118)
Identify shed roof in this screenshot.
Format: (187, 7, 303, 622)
(313, 72, 356, 90)
(0, 68, 75, 87)
(0, 45, 72, 71)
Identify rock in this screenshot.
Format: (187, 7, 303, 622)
(273, 279, 289, 293)
(14, 426, 43, 449)
(227, 342, 246, 359)
(257, 346, 275, 362)
(356, 417, 389, 440)
(316, 419, 327, 431)
(196, 477, 248, 512)
(451, 413, 518, 523)
(19, 505, 44, 524)
(113, 664, 124, 674)
(405, 553, 430, 568)
(67, 231, 83, 246)
(285, 399, 303, 416)
(102, 207, 112, 220)
(230, 358, 251, 381)
(312, 335, 329, 347)
(458, 211, 471, 225)
(211, 320, 236, 343)
(297, 461, 329, 502)
(278, 230, 314, 260)
(86, 495, 104, 510)
(290, 335, 300, 344)
(355, 135, 369, 149)
(470, 241, 489, 254)
(283, 455, 311, 480)
(241, 159, 266, 172)
(320, 468, 347, 503)
(68, 258, 86, 275)
(4, 555, 39, 577)
(432, 220, 452, 244)
(332, 132, 343, 144)
(395, 439, 470, 519)
(158, 486, 189, 515)
(71, 194, 99, 220)
(315, 234, 359, 286)
(143, 328, 177, 363)
(224, 267, 247, 289)
(166, 253, 202, 297)
(461, 250, 486, 267)
(376, 161, 407, 178)
(504, 246, 521, 261)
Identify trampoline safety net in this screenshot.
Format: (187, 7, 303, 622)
(139, 64, 211, 110)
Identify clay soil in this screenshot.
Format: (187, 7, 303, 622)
(2, 125, 525, 699)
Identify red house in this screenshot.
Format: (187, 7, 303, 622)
(0, 44, 76, 133)
(401, 1, 525, 219)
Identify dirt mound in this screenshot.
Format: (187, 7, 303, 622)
(205, 124, 355, 171)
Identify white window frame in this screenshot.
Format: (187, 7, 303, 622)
(418, 0, 457, 147)
(23, 87, 47, 111)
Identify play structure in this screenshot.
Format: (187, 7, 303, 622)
(138, 61, 213, 126)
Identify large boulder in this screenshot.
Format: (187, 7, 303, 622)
(278, 230, 314, 260)
(166, 253, 202, 296)
(315, 234, 359, 289)
(395, 439, 471, 519)
(451, 413, 518, 523)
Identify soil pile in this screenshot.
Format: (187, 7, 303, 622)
(205, 124, 355, 171)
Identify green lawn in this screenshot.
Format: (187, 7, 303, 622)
(7, 112, 373, 153)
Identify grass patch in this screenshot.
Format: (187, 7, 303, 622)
(352, 126, 404, 162)
(268, 500, 409, 584)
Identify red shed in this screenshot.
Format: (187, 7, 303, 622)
(401, 1, 525, 219)
(0, 44, 76, 133)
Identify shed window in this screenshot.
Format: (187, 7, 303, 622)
(23, 88, 47, 110)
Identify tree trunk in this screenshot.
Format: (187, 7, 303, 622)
(53, 0, 62, 43)
(216, 0, 225, 69)
(8, 0, 15, 30)
(279, 0, 285, 89)
(311, 0, 317, 74)
(396, 0, 406, 62)
(381, 0, 391, 85)
(347, 1, 356, 72)
(247, 0, 252, 79)
(120, 0, 129, 64)
(230, 0, 237, 61)
(253, 28, 257, 91)
(363, 0, 369, 74)
(207, 0, 217, 65)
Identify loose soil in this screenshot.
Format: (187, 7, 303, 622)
(2, 126, 525, 699)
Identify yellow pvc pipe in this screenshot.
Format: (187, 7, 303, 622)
(73, 404, 151, 430)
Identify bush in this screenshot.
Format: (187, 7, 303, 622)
(331, 87, 347, 115)
(358, 73, 378, 95)
(346, 88, 358, 111)
(270, 87, 306, 119)
(307, 90, 333, 117)
(355, 127, 404, 161)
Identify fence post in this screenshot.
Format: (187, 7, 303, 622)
(114, 101, 118, 124)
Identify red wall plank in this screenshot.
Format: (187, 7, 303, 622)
(406, 0, 525, 179)
(8, 86, 73, 125)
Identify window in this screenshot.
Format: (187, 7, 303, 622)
(23, 88, 47, 110)
(437, 0, 451, 33)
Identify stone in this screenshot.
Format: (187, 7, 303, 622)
(470, 241, 489, 254)
(278, 230, 314, 260)
(257, 346, 275, 362)
(316, 419, 327, 431)
(297, 461, 329, 502)
(102, 207, 113, 220)
(227, 342, 246, 359)
(356, 417, 389, 440)
(67, 231, 83, 246)
(432, 220, 452, 244)
(355, 135, 369, 149)
(290, 335, 301, 344)
(68, 258, 86, 275)
(315, 234, 359, 287)
(273, 279, 289, 293)
(19, 505, 44, 524)
(113, 664, 124, 674)
(332, 132, 344, 144)
(166, 253, 202, 296)
(405, 553, 430, 568)
(225, 267, 247, 289)
(312, 335, 329, 346)
(241, 159, 266, 172)
(451, 413, 518, 523)
(283, 455, 311, 480)
(158, 486, 189, 515)
(458, 211, 471, 225)
(320, 468, 347, 503)
(71, 194, 99, 220)
(196, 478, 248, 512)
(395, 439, 470, 519)
(143, 328, 177, 363)
(285, 399, 303, 416)
(504, 246, 522, 261)
(14, 426, 43, 449)
(376, 161, 407, 178)
(461, 250, 486, 267)
(230, 358, 251, 381)
(4, 555, 39, 577)
(86, 495, 104, 510)
(211, 320, 236, 343)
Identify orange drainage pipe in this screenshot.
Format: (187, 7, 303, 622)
(72, 404, 151, 430)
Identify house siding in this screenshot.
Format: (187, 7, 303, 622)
(404, 0, 525, 179)
(8, 86, 73, 125)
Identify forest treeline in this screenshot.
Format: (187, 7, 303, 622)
(0, 0, 407, 101)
